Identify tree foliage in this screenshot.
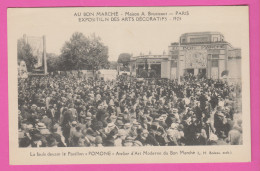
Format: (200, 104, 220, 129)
(117, 53, 131, 66)
(17, 38, 37, 72)
(109, 61, 118, 70)
(47, 53, 61, 72)
(60, 32, 109, 71)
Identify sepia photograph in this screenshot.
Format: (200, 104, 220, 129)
(8, 6, 251, 164)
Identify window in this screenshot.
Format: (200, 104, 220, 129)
(171, 61, 177, 67)
(212, 54, 219, 58)
(190, 37, 208, 43)
(212, 59, 219, 67)
(213, 37, 218, 42)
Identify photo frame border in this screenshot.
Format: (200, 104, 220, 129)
(0, 0, 259, 170)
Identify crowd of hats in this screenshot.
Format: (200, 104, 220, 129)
(18, 73, 243, 147)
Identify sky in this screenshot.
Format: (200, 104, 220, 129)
(8, 6, 249, 62)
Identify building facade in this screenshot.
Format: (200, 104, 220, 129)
(130, 53, 169, 78)
(130, 32, 241, 82)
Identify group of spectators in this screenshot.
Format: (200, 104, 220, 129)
(18, 72, 243, 147)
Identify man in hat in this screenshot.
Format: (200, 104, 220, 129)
(103, 128, 118, 146)
(214, 112, 226, 136)
(30, 129, 46, 147)
(146, 124, 160, 146)
(68, 103, 78, 121)
(128, 121, 139, 139)
(165, 110, 177, 127)
(110, 115, 117, 124)
(95, 136, 103, 147)
(114, 129, 127, 146)
(189, 129, 207, 146)
(52, 124, 66, 147)
(115, 119, 125, 129)
(19, 136, 32, 148)
(104, 122, 116, 135)
(46, 135, 58, 147)
(215, 131, 228, 145)
(69, 121, 78, 146)
(166, 129, 179, 146)
(155, 127, 168, 146)
(133, 140, 143, 147)
(41, 114, 52, 130)
(194, 101, 203, 122)
(85, 112, 92, 129)
(123, 122, 131, 134)
(157, 116, 168, 129)
(123, 136, 134, 146)
(46, 104, 55, 122)
(70, 126, 83, 147)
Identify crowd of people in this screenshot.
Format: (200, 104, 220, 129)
(18, 72, 243, 147)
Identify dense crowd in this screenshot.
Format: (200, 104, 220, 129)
(18, 73, 243, 147)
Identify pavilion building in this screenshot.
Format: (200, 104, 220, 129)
(129, 32, 241, 82)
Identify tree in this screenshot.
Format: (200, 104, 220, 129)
(117, 53, 131, 67)
(86, 34, 109, 72)
(47, 53, 60, 72)
(60, 32, 89, 70)
(109, 61, 118, 70)
(17, 38, 37, 72)
(60, 32, 109, 72)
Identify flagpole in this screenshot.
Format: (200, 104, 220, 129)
(177, 43, 180, 84)
(43, 35, 47, 75)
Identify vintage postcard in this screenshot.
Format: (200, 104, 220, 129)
(8, 6, 250, 165)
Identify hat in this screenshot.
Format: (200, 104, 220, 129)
(124, 123, 131, 129)
(217, 106, 223, 111)
(161, 114, 167, 118)
(172, 108, 178, 113)
(27, 124, 33, 130)
(86, 112, 92, 117)
(110, 115, 117, 119)
(84, 128, 94, 135)
(46, 135, 58, 147)
(168, 111, 175, 116)
(96, 121, 103, 128)
(95, 136, 103, 144)
(85, 116, 92, 120)
(52, 124, 59, 130)
(158, 117, 164, 122)
(125, 136, 134, 142)
(71, 121, 77, 125)
(107, 123, 115, 127)
(118, 113, 124, 117)
(118, 129, 127, 136)
(133, 121, 140, 126)
(40, 128, 51, 135)
(130, 115, 136, 119)
(142, 129, 149, 134)
(218, 131, 227, 139)
(171, 123, 179, 129)
(166, 129, 174, 136)
(116, 120, 124, 126)
(178, 124, 184, 130)
(80, 113, 86, 117)
(217, 112, 225, 117)
(37, 123, 46, 129)
(31, 104, 37, 108)
(32, 134, 42, 141)
(117, 116, 123, 120)
(133, 140, 143, 146)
